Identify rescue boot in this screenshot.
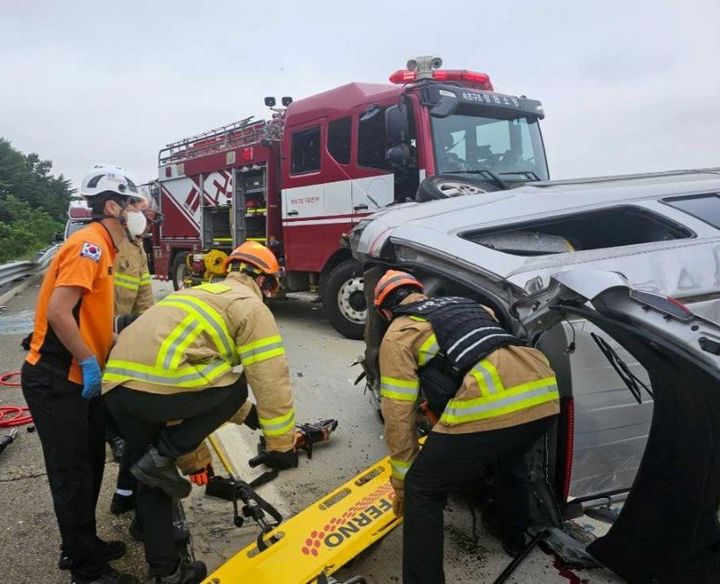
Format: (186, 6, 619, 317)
(153, 560, 207, 584)
(128, 515, 190, 546)
(70, 566, 139, 584)
(110, 492, 134, 515)
(59, 540, 127, 570)
(109, 436, 126, 463)
(482, 510, 527, 558)
(130, 446, 191, 499)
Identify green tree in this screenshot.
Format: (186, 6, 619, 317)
(0, 139, 72, 262)
(0, 194, 63, 262)
(0, 138, 73, 223)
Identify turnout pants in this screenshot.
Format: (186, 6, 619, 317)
(21, 362, 107, 580)
(106, 411, 134, 492)
(402, 416, 555, 584)
(104, 377, 248, 576)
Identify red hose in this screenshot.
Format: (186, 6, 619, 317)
(0, 371, 21, 387)
(0, 371, 33, 427)
(0, 406, 32, 427)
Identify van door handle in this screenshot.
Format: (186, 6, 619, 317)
(354, 204, 369, 211)
(287, 210, 299, 217)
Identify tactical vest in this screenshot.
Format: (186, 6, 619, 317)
(392, 296, 522, 415)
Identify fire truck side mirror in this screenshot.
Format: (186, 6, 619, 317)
(281, 96, 293, 107)
(264, 97, 276, 107)
(385, 103, 409, 147)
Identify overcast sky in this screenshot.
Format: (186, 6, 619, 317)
(1, 0, 718, 189)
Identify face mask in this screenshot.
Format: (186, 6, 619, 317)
(125, 210, 147, 237)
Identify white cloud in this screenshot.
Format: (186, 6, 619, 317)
(1, 0, 717, 185)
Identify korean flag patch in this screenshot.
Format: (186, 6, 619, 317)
(80, 242, 102, 263)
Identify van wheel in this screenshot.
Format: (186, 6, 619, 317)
(171, 251, 190, 291)
(416, 175, 489, 202)
(323, 260, 366, 340)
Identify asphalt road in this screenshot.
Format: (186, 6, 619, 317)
(0, 279, 624, 584)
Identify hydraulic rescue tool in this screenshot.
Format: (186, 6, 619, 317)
(0, 429, 17, 456)
(250, 419, 339, 467)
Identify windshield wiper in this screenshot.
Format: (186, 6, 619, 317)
(451, 169, 507, 189)
(499, 170, 541, 181)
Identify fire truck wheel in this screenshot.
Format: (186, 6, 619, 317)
(171, 251, 190, 291)
(323, 260, 366, 340)
(415, 174, 488, 202)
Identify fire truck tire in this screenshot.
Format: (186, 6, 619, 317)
(415, 174, 488, 202)
(171, 251, 190, 291)
(323, 260, 366, 340)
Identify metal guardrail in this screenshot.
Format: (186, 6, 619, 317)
(0, 244, 60, 288)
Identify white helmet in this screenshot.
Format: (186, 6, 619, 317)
(80, 164, 146, 203)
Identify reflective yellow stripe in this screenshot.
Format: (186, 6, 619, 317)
(469, 360, 504, 396)
(195, 283, 230, 294)
(408, 315, 426, 322)
(259, 409, 296, 437)
(114, 280, 139, 291)
(156, 314, 204, 370)
(114, 273, 140, 291)
(440, 376, 559, 425)
(390, 457, 412, 480)
(103, 358, 232, 388)
(158, 295, 235, 361)
(238, 335, 286, 366)
(417, 333, 439, 367)
(140, 272, 152, 285)
(380, 376, 419, 402)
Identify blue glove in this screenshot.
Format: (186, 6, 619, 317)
(79, 356, 102, 399)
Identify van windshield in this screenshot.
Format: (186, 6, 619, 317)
(431, 114, 548, 181)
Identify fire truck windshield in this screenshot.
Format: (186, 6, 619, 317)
(431, 113, 548, 181)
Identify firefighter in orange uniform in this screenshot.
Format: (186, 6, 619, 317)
(22, 164, 144, 584)
(374, 270, 560, 584)
(102, 241, 296, 584)
(107, 199, 156, 516)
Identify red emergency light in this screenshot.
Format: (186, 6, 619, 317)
(68, 206, 91, 219)
(389, 69, 494, 91)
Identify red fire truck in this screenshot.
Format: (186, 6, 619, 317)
(152, 56, 549, 338)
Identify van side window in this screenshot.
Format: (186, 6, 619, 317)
(664, 194, 720, 229)
(358, 108, 389, 170)
(291, 127, 321, 174)
(328, 117, 351, 165)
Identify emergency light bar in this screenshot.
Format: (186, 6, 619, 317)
(389, 69, 493, 91)
(68, 204, 91, 219)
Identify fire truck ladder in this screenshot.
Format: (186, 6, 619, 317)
(158, 117, 267, 166)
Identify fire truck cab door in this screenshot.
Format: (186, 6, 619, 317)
(352, 107, 396, 221)
(281, 122, 328, 268)
(351, 173, 394, 221)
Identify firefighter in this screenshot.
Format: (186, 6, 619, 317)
(373, 270, 560, 584)
(21, 164, 144, 584)
(102, 241, 297, 584)
(107, 198, 155, 517)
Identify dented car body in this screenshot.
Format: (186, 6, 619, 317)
(351, 168, 720, 508)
